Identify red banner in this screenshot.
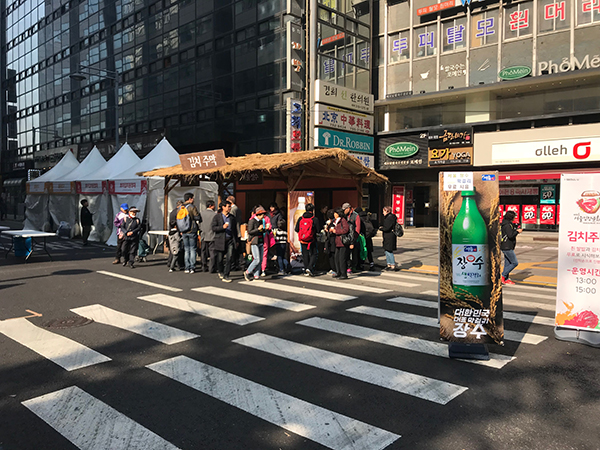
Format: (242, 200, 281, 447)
(392, 185, 405, 225)
(498, 204, 504, 220)
(522, 204, 538, 224)
(540, 205, 556, 225)
(557, 204, 560, 224)
(505, 204, 520, 223)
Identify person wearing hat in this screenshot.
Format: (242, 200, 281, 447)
(122, 206, 141, 268)
(244, 205, 267, 281)
(113, 203, 129, 264)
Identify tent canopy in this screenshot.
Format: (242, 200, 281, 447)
(30, 151, 80, 182)
(56, 146, 106, 181)
(112, 137, 180, 180)
(79, 143, 141, 181)
(139, 148, 388, 186)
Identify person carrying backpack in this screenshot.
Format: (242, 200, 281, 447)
(295, 202, 320, 277)
(179, 192, 202, 274)
(380, 206, 398, 271)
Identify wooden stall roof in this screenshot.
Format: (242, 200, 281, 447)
(138, 148, 388, 185)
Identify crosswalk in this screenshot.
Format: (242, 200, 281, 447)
(1, 269, 558, 450)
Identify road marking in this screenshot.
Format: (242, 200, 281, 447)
(287, 276, 392, 294)
(71, 304, 199, 344)
(362, 272, 437, 283)
(192, 286, 316, 312)
(502, 283, 556, 293)
(233, 333, 467, 405)
(147, 355, 400, 450)
(349, 277, 420, 289)
(500, 290, 556, 300)
(3, 309, 43, 321)
(542, 247, 559, 251)
(421, 290, 556, 312)
(387, 297, 555, 327)
(97, 271, 182, 292)
(138, 293, 264, 325)
(297, 317, 514, 369)
(22, 386, 181, 450)
(0, 318, 111, 371)
(236, 281, 357, 302)
(348, 306, 548, 345)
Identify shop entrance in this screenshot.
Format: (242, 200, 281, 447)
(413, 186, 430, 227)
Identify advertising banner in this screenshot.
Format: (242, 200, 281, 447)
(555, 174, 600, 332)
(378, 134, 428, 170)
(286, 98, 303, 153)
(286, 21, 304, 92)
(499, 187, 539, 196)
(314, 104, 374, 135)
(428, 126, 472, 149)
(288, 191, 314, 255)
(315, 128, 374, 154)
(392, 186, 405, 225)
(540, 204, 556, 225)
(109, 179, 147, 195)
(505, 205, 520, 223)
(428, 147, 473, 166)
(76, 181, 106, 195)
(498, 204, 504, 220)
(314, 79, 374, 113)
(491, 137, 600, 166)
(26, 181, 47, 194)
(522, 204, 538, 224)
(540, 184, 556, 204)
(48, 182, 75, 194)
(439, 171, 503, 344)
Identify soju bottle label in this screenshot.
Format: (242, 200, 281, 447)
(452, 244, 489, 286)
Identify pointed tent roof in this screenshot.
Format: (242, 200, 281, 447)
(79, 143, 141, 181)
(112, 137, 179, 180)
(56, 146, 107, 181)
(29, 150, 80, 183)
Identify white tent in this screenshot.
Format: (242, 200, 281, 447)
(77, 144, 141, 242)
(24, 151, 80, 231)
(48, 147, 106, 237)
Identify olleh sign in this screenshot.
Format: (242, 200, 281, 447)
(492, 137, 600, 165)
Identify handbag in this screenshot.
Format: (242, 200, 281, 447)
(341, 228, 354, 246)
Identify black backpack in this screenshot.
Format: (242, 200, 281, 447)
(393, 222, 404, 238)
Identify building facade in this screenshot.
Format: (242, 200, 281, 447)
(375, 0, 600, 229)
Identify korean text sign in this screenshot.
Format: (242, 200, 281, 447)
(555, 174, 600, 332)
(180, 150, 227, 172)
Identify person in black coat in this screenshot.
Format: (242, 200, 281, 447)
(80, 199, 93, 245)
(122, 207, 141, 268)
(380, 206, 398, 271)
(500, 210, 522, 285)
(211, 200, 239, 282)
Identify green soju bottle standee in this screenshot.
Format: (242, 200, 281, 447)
(452, 189, 490, 301)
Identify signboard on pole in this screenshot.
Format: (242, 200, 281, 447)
(555, 174, 600, 336)
(392, 185, 405, 225)
(439, 171, 503, 344)
(314, 104, 374, 135)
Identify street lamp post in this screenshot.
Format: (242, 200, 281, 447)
(70, 64, 120, 152)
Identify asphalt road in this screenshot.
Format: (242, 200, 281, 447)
(0, 234, 598, 450)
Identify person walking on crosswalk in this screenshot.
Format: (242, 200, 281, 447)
(380, 206, 398, 271)
(501, 210, 522, 285)
(245, 206, 267, 281)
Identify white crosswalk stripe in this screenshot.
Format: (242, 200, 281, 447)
(286, 275, 392, 294)
(97, 271, 183, 292)
(348, 305, 548, 345)
(362, 272, 436, 283)
(147, 355, 401, 450)
(297, 317, 515, 369)
(237, 280, 357, 301)
(71, 304, 199, 344)
(22, 386, 181, 450)
(138, 293, 264, 325)
(233, 333, 467, 404)
(192, 286, 316, 311)
(389, 296, 556, 326)
(0, 318, 111, 371)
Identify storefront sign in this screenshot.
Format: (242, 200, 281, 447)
(392, 185, 405, 225)
(443, 171, 474, 192)
(48, 181, 75, 194)
(428, 127, 472, 148)
(498, 66, 531, 80)
(428, 147, 473, 166)
(314, 80, 373, 113)
(417, 0, 455, 16)
(351, 153, 374, 169)
(315, 128, 374, 154)
(555, 174, 600, 332)
(522, 204, 538, 224)
(540, 205, 556, 224)
(76, 181, 106, 195)
(238, 171, 263, 185)
(287, 98, 303, 152)
(499, 187, 539, 196)
(314, 104, 373, 135)
(439, 171, 503, 344)
(538, 54, 600, 75)
(492, 137, 600, 165)
(180, 150, 227, 172)
(540, 184, 556, 204)
(26, 181, 47, 194)
(378, 134, 428, 170)
(286, 21, 304, 91)
(109, 179, 147, 195)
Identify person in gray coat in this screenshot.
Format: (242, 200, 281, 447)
(200, 200, 217, 272)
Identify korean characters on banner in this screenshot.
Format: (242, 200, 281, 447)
(522, 205, 538, 225)
(439, 171, 504, 344)
(392, 186, 405, 225)
(540, 205, 556, 225)
(286, 98, 303, 153)
(505, 205, 520, 223)
(556, 174, 600, 333)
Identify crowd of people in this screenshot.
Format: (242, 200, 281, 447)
(109, 192, 403, 280)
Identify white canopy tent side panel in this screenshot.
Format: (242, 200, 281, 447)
(106, 179, 148, 246)
(24, 151, 80, 231)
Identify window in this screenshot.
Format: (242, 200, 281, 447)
(471, 9, 499, 48)
(442, 17, 467, 53)
(414, 25, 436, 58)
(504, 1, 533, 40)
(538, 0, 570, 32)
(576, 0, 600, 25)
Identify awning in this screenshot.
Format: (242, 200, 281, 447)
(500, 168, 600, 181)
(3, 177, 26, 187)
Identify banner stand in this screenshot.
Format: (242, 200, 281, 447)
(448, 343, 490, 360)
(554, 327, 600, 348)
